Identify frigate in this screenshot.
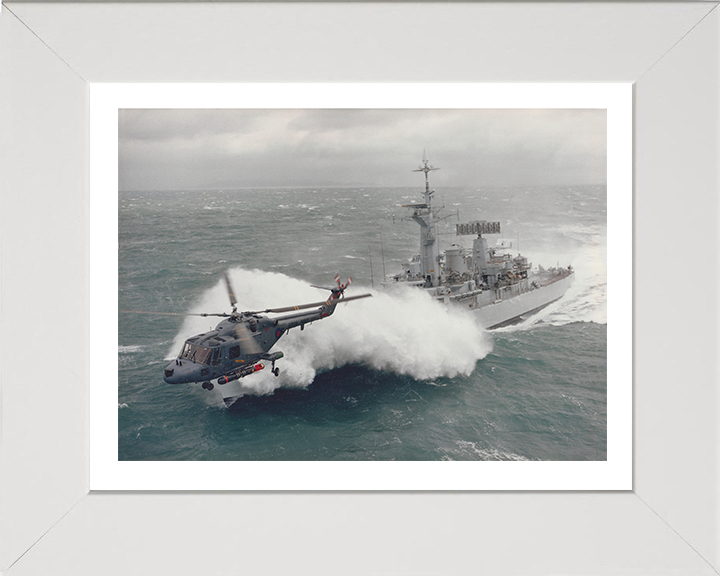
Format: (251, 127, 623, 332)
(383, 153, 574, 329)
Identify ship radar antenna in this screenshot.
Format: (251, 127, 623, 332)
(412, 149, 440, 199)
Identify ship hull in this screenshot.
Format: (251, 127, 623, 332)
(471, 273, 574, 329)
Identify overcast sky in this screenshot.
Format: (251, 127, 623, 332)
(118, 109, 606, 191)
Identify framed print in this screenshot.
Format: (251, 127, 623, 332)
(91, 82, 630, 491)
(2, 2, 718, 575)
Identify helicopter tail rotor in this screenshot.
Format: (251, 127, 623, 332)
(310, 274, 353, 300)
(333, 275, 352, 299)
(333, 274, 352, 287)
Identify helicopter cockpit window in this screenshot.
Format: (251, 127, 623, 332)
(180, 342, 212, 365)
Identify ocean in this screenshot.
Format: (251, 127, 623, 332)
(118, 184, 606, 461)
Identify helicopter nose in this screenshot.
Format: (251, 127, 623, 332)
(163, 360, 203, 384)
(163, 363, 182, 384)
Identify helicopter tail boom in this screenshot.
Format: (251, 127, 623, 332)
(274, 293, 371, 331)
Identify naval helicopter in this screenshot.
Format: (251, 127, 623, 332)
(125, 273, 370, 391)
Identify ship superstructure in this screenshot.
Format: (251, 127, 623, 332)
(384, 152, 574, 329)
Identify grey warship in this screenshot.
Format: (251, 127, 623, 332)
(384, 153, 575, 329)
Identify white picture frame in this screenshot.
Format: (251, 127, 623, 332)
(1, 2, 718, 574)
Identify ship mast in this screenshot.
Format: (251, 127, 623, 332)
(412, 148, 439, 203)
(404, 150, 441, 287)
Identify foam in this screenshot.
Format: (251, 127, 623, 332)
(499, 237, 607, 332)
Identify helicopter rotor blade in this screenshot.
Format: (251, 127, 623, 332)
(336, 293, 371, 304)
(223, 272, 238, 309)
(309, 284, 336, 292)
(234, 322, 264, 355)
(260, 300, 335, 314)
(121, 310, 229, 317)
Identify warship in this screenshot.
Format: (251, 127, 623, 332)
(383, 153, 574, 329)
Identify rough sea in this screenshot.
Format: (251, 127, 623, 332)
(118, 184, 606, 461)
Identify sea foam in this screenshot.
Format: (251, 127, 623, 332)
(497, 235, 607, 332)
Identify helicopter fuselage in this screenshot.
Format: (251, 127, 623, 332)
(163, 300, 338, 385)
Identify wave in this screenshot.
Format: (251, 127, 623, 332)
(167, 268, 493, 395)
(119, 344, 146, 354)
(445, 441, 530, 461)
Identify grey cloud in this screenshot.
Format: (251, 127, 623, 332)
(119, 108, 606, 191)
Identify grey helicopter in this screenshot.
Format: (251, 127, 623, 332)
(125, 273, 370, 391)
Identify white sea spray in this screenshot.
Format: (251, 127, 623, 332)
(497, 236, 607, 332)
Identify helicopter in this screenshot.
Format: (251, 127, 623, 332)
(125, 273, 370, 391)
